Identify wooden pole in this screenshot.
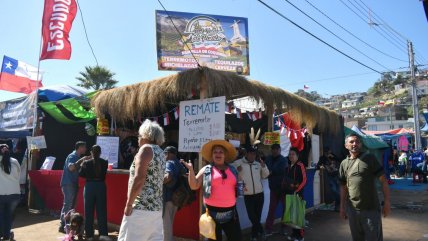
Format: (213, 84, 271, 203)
(198, 72, 208, 241)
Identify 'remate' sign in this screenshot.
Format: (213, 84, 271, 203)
(40, 0, 77, 60)
(179, 96, 225, 152)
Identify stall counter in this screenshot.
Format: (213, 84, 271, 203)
(28, 170, 200, 240)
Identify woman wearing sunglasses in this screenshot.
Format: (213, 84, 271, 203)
(181, 140, 242, 241)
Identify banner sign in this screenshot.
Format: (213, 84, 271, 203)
(40, 0, 77, 60)
(0, 92, 37, 131)
(96, 136, 120, 167)
(263, 132, 280, 145)
(26, 136, 48, 150)
(156, 10, 250, 75)
(179, 96, 225, 152)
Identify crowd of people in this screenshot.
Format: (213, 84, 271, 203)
(8, 120, 398, 241)
(54, 120, 310, 241)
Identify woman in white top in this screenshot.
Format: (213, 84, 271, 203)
(0, 144, 21, 241)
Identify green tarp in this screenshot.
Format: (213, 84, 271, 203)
(39, 95, 96, 124)
(344, 126, 389, 150)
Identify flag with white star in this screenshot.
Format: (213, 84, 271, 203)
(0, 55, 43, 94)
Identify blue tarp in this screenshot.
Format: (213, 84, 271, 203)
(38, 85, 88, 102)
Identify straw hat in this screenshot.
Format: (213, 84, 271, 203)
(201, 140, 237, 163)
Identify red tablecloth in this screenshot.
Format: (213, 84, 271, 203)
(29, 170, 199, 239)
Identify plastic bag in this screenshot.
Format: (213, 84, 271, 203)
(199, 208, 216, 240)
(283, 193, 306, 229)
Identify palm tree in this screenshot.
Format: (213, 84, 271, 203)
(76, 66, 118, 90)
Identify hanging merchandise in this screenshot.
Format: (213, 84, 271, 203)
(85, 123, 95, 136)
(97, 118, 110, 135)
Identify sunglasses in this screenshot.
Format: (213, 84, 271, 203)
(220, 169, 227, 179)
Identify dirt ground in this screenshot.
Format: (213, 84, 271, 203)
(10, 187, 428, 241)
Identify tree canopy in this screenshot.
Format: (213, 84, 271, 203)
(76, 66, 118, 90)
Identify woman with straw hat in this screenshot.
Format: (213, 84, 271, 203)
(181, 140, 242, 241)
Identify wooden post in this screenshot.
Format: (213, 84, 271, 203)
(266, 106, 274, 131)
(198, 73, 208, 241)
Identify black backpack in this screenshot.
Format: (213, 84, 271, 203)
(171, 174, 196, 209)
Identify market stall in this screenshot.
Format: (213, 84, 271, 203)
(29, 67, 341, 239)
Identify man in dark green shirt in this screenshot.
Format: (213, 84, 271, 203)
(339, 133, 390, 241)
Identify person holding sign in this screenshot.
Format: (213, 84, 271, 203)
(181, 140, 242, 241)
(118, 120, 166, 241)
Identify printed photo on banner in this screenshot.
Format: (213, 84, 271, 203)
(263, 132, 280, 145)
(156, 10, 250, 75)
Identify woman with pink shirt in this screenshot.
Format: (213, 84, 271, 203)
(181, 140, 242, 241)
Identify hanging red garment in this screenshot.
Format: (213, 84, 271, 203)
(398, 135, 409, 151)
(281, 113, 304, 151)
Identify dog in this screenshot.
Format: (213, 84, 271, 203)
(63, 209, 84, 241)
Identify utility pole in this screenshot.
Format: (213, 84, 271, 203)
(409, 41, 421, 150)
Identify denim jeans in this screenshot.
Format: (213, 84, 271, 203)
(60, 184, 79, 227)
(0, 194, 20, 239)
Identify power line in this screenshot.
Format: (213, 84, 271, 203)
(282, 0, 393, 71)
(350, 0, 426, 64)
(303, 0, 407, 63)
(256, 0, 382, 74)
(338, 0, 409, 57)
(156, 0, 201, 68)
(345, 0, 408, 52)
(284, 71, 375, 86)
(76, 0, 99, 66)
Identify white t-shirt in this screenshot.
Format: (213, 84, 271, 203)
(0, 157, 21, 195)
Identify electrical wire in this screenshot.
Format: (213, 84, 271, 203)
(359, 0, 428, 63)
(338, 0, 409, 57)
(350, 0, 427, 64)
(256, 0, 382, 74)
(284, 71, 375, 86)
(282, 0, 393, 71)
(345, 0, 408, 52)
(76, 0, 99, 66)
(303, 0, 407, 63)
(156, 0, 201, 68)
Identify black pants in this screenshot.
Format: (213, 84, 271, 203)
(207, 205, 242, 241)
(244, 193, 264, 238)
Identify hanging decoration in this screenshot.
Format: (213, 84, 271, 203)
(97, 118, 110, 135)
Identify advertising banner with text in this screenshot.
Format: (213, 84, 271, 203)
(179, 96, 225, 152)
(0, 92, 37, 131)
(156, 10, 250, 75)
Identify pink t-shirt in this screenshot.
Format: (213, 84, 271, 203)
(203, 167, 237, 207)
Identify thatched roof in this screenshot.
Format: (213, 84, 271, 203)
(91, 67, 340, 133)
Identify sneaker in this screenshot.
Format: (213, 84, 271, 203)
(264, 230, 273, 237)
(99, 235, 112, 241)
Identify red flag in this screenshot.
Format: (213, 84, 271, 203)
(40, 0, 77, 60)
(174, 107, 179, 120)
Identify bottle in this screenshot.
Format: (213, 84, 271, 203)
(237, 181, 245, 197)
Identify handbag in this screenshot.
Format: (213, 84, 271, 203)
(283, 193, 306, 229)
(199, 208, 216, 240)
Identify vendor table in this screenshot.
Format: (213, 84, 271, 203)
(28, 170, 199, 239)
(29, 168, 319, 239)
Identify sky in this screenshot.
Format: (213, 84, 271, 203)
(0, 0, 427, 102)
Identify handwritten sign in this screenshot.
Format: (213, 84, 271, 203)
(26, 136, 47, 150)
(263, 132, 280, 145)
(96, 136, 120, 167)
(179, 96, 225, 152)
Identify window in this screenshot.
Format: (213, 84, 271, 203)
(398, 124, 403, 128)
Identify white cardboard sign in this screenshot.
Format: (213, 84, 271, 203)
(179, 96, 225, 152)
(96, 136, 120, 167)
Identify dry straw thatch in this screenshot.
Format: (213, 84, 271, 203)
(91, 67, 340, 133)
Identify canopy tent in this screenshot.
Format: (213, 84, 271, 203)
(38, 92, 96, 124)
(38, 85, 89, 102)
(91, 67, 341, 134)
(348, 125, 389, 149)
(363, 128, 414, 136)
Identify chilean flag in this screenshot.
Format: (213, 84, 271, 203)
(163, 113, 170, 126)
(0, 56, 43, 94)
